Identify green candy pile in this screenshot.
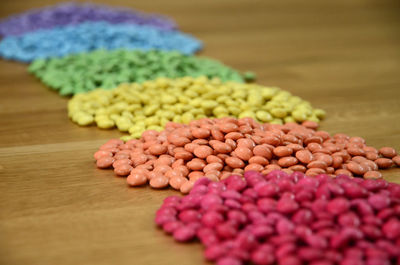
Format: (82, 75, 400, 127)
(28, 49, 250, 96)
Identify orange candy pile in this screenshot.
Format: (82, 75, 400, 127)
(94, 117, 400, 193)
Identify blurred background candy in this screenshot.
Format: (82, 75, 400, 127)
(0, 2, 177, 37)
(0, 21, 202, 62)
(28, 49, 247, 96)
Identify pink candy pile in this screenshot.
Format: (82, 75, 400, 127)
(155, 170, 400, 265)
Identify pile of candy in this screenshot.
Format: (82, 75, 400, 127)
(28, 50, 246, 96)
(0, 21, 202, 62)
(2, 4, 400, 264)
(93, 117, 399, 193)
(69, 77, 324, 136)
(156, 171, 400, 265)
(0, 2, 176, 37)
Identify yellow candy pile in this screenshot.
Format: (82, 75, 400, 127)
(68, 76, 325, 139)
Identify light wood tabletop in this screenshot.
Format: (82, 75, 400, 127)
(0, 0, 399, 264)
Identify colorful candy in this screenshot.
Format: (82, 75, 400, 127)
(0, 21, 201, 62)
(94, 117, 399, 193)
(156, 171, 400, 265)
(0, 2, 176, 37)
(29, 50, 245, 96)
(69, 77, 325, 137)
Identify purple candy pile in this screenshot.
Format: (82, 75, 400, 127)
(0, 2, 177, 37)
(156, 170, 400, 265)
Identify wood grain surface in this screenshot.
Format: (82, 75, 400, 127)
(1, 0, 400, 264)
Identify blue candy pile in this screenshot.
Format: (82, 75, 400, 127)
(0, 22, 202, 62)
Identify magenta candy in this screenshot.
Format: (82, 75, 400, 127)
(366, 258, 390, 265)
(316, 184, 331, 199)
(377, 208, 395, 220)
(242, 188, 258, 200)
(269, 234, 297, 245)
(155, 172, 400, 265)
(251, 249, 275, 265)
(241, 202, 257, 212)
(225, 199, 241, 209)
(340, 259, 364, 265)
(163, 221, 183, 234)
(294, 225, 312, 238)
(317, 228, 337, 238)
(361, 224, 382, 239)
(298, 247, 324, 261)
(228, 248, 250, 261)
(311, 220, 335, 230)
(362, 215, 383, 226)
(341, 181, 368, 198)
(179, 209, 201, 223)
(173, 226, 196, 242)
(382, 218, 400, 239)
(279, 256, 302, 265)
(368, 193, 391, 210)
(276, 242, 296, 259)
(305, 234, 328, 249)
(295, 189, 315, 201)
(205, 244, 228, 261)
(377, 239, 400, 257)
(276, 197, 299, 213)
(199, 232, 219, 246)
(338, 212, 361, 227)
(344, 247, 363, 259)
(155, 213, 176, 226)
(325, 250, 343, 263)
(216, 256, 242, 265)
(251, 224, 274, 239)
(227, 210, 247, 224)
(254, 182, 279, 197)
(201, 194, 223, 209)
(351, 199, 374, 216)
(216, 222, 238, 239)
(190, 184, 209, 195)
(276, 218, 295, 235)
(194, 177, 211, 187)
(292, 208, 314, 224)
(226, 178, 247, 191)
(221, 190, 242, 200)
(202, 211, 224, 228)
(310, 261, 334, 265)
(327, 197, 350, 215)
(277, 179, 295, 192)
(257, 198, 277, 212)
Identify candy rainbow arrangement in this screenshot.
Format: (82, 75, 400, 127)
(1, 3, 399, 265)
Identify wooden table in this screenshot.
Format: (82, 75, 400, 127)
(1, 0, 399, 264)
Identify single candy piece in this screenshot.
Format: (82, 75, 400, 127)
(0, 2, 177, 37)
(0, 21, 202, 62)
(127, 172, 147, 186)
(378, 147, 397, 158)
(392, 155, 400, 166)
